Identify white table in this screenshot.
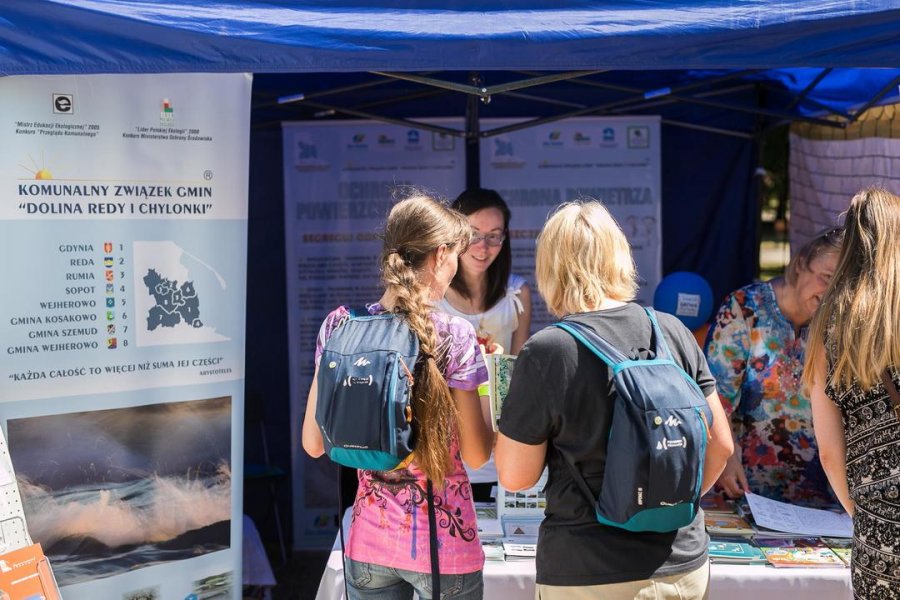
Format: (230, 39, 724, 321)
(316, 515, 852, 600)
(317, 550, 851, 600)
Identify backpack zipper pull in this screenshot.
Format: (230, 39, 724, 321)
(697, 408, 711, 441)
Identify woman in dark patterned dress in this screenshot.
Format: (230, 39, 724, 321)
(805, 187, 900, 599)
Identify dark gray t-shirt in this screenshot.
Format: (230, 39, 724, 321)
(499, 302, 717, 586)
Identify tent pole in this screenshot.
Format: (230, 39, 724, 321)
(262, 76, 400, 109)
(661, 120, 754, 140)
(278, 98, 465, 137)
(784, 68, 833, 111)
(372, 70, 603, 99)
(354, 89, 448, 111)
(847, 74, 900, 123)
(754, 83, 766, 281)
(466, 72, 482, 190)
(558, 76, 843, 128)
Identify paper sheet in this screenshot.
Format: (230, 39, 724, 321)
(745, 492, 852, 538)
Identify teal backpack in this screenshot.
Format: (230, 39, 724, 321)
(554, 308, 712, 533)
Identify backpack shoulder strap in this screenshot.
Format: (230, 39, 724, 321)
(553, 320, 628, 368)
(644, 307, 674, 361)
(347, 306, 370, 318)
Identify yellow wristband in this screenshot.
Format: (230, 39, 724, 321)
(477, 383, 490, 397)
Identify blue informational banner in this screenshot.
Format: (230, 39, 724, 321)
(282, 120, 466, 549)
(480, 116, 662, 327)
(0, 73, 251, 600)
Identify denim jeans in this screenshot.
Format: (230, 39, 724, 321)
(345, 557, 484, 600)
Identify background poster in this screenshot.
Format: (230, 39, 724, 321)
(282, 120, 465, 548)
(480, 116, 663, 328)
(789, 108, 900, 249)
(0, 73, 251, 600)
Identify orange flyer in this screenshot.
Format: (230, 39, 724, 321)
(0, 543, 61, 600)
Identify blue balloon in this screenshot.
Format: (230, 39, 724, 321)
(653, 272, 714, 331)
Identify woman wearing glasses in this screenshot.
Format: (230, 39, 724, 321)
(704, 227, 844, 507)
(437, 188, 532, 496)
(438, 188, 532, 356)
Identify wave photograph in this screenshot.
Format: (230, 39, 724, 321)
(7, 396, 232, 586)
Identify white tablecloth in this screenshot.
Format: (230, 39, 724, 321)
(316, 513, 851, 600)
(317, 551, 851, 600)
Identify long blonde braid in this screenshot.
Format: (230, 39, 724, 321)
(380, 196, 471, 484)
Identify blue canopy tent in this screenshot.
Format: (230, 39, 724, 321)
(3, 0, 900, 548)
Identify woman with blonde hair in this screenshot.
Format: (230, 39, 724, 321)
(302, 195, 493, 599)
(496, 201, 733, 599)
(804, 187, 900, 599)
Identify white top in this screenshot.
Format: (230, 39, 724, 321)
(436, 274, 527, 483)
(436, 273, 527, 355)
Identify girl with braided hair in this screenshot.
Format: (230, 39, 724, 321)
(302, 195, 493, 599)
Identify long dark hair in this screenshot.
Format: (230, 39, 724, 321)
(450, 188, 512, 310)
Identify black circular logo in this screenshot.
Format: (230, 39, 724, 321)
(54, 95, 72, 113)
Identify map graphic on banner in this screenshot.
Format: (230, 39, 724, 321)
(282, 119, 465, 549)
(134, 241, 230, 346)
(0, 73, 250, 600)
(481, 116, 662, 328)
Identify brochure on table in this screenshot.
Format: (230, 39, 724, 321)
(486, 353, 516, 432)
(745, 492, 853, 538)
(496, 468, 547, 541)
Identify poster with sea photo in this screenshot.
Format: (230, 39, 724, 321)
(6, 396, 232, 587)
(0, 72, 249, 598)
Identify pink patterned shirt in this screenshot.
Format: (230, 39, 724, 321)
(315, 303, 488, 574)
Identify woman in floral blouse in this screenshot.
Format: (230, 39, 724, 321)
(704, 227, 843, 507)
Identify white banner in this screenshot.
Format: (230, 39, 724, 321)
(480, 117, 662, 328)
(790, 131, 900, 249)
(0, 73, 251, 600)
(282, 120, 466, 548)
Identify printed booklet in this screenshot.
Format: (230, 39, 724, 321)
(704, 513, 755, 537)
(821, 537, 853, 566)
(755, 537, 846, 568)
(707, 538, 767, 564)
(486, 353, 516, 431)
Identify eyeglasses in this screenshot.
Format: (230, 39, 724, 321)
(470, 232, 506, 247)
